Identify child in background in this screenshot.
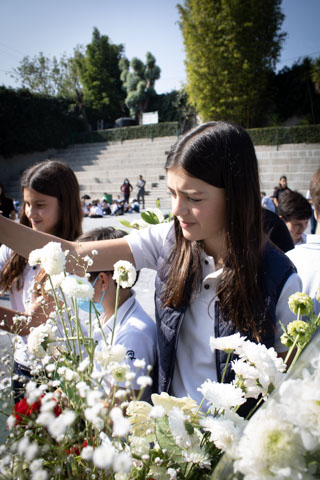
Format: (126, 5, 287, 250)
(0, 160, 82, 401)
(78, 227, 156, 401)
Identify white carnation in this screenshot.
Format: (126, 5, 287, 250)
(113, 261, 137, 288)
(61, 274, 94, 300)
(210, 332, 245, 353)
(95, 344, 126, 370)
(27, 323, 56, 359)
(29, 242, 66, 275)
(198, 379, 245, 412)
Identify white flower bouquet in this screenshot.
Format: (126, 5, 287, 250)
(0, 243, 319, 479)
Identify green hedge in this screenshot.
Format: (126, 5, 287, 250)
(0, 87, 87, 157)
(248, 124, 320, 146)
(72, 121, 179, 144)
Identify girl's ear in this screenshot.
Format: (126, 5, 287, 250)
(99, 272, 110, 292)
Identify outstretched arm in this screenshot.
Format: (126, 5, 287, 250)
(0, 215, 135, 273)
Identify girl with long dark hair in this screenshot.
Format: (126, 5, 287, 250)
(0, 160, 82, 399)
(0, 123, 301, 405)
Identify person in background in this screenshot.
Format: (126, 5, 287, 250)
(136, 175, 146, 209)
(262, 207, 294, 253)
(306, 189, 317, 234)
(120, 178, 133, 203)
(278, 189, 312, 245)
(287, 168, 320, 315)
(261, 191, 276, 213)
(78, 227, 156, 401)
(0, 183, 16, 220)
(273, 175, 291, 209)
(0, 160, 82, 401)
(89, 199, 103, 218)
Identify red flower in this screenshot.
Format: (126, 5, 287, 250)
(67, 440, 88, 456)
(13, 395, 61, 425)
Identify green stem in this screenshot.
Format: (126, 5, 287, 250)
(284, 333, 299, 365)
(286, 347, 303, 374)
(221, 351, 232, 383)
(110, 283, 120, 345)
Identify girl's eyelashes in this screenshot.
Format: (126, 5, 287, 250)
(167, 189, 202, 203)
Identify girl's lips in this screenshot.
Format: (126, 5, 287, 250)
(179, 220, 195, 229)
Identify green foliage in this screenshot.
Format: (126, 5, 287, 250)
(72, 121, 178, 144)
(178, 0, 286, 128)
(248, 124, 320, 145)
(311, 57, 320, 93)
(270, 57, 320, 125)
(0, 87, 86, 156)
(119, 52, 161, 123)
(78, 28, 127, 125)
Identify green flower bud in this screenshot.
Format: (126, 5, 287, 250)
(288, 292, 314, 316)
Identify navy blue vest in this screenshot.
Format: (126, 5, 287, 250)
(153, 227, 296, 394)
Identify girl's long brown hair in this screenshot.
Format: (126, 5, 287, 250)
(0, 160, 83, 292)
(163, 122, 266, 340)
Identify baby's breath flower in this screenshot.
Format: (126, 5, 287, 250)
(113, 261, 136, 288)
(288, 292, 314, 316)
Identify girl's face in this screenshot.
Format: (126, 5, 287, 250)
(23, 187, 60, 234)
(167, 167, 227, 257)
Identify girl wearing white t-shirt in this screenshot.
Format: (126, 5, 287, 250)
(0, 160, 82, 401)
(0, 123, 301, 408)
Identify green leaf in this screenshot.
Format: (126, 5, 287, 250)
(119, 219, 133, 229)
(141, 211, 160, 224)
(155, 416, 185, 464)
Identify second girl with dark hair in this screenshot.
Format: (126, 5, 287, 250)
(0, 160, 82, 400)
(0, 123, 301, 409)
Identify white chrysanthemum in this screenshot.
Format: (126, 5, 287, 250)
(112, 451, 132, 473)
(235, 340, 286, 397)
(110, 364, 130, 383)
(113, 261, 137, 288)
(92, 444, 115, 469)
(210, 332, 245, 353)
(95, 344, 126, 370)
(29, 242, 66, 275)
(198, 379, 245, 412)
(27, 323, 56, 359)
(44, 272, 65, 292)
(28, 248, 42, 267)
(168, 406, 193, 449)
(60, 274, 94, 300)
(278, 368, 320, 451)
(200, 414, 244, 452)
(233, 401, 308, 479)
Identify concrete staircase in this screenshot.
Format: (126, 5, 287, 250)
(57, 136, 176, 209)
(3, 137, 320, 209)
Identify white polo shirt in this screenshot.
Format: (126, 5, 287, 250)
(126, 223, 302, 403)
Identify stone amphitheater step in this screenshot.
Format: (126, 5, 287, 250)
(4, 138, 320, 208)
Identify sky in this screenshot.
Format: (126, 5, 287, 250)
(0, 0, 320, 95)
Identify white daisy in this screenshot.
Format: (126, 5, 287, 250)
(113, 261, 137, 288)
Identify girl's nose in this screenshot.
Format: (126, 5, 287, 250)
(172, 195, 188, 217)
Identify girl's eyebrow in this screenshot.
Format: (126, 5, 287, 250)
(167, 185, 205, 195)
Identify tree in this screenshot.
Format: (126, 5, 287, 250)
(11, 49, 87, 120)
(178, 0, 286, 127)
(119, 52, 161, 124)
(78, 27, 126, 125)
(12, 52, 57, 96)
(311, 57, 320, 94)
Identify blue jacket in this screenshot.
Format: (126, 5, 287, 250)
(153, 230, 296, 394)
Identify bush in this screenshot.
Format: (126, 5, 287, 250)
(248, 124, 320, 145)
(72, 121, 179, 143)
(0, 87, 87, 157)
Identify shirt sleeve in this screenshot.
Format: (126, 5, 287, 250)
(125, 222, 173, 270)
(274, 272, 302, 352)
(0, 245, 12, 273)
